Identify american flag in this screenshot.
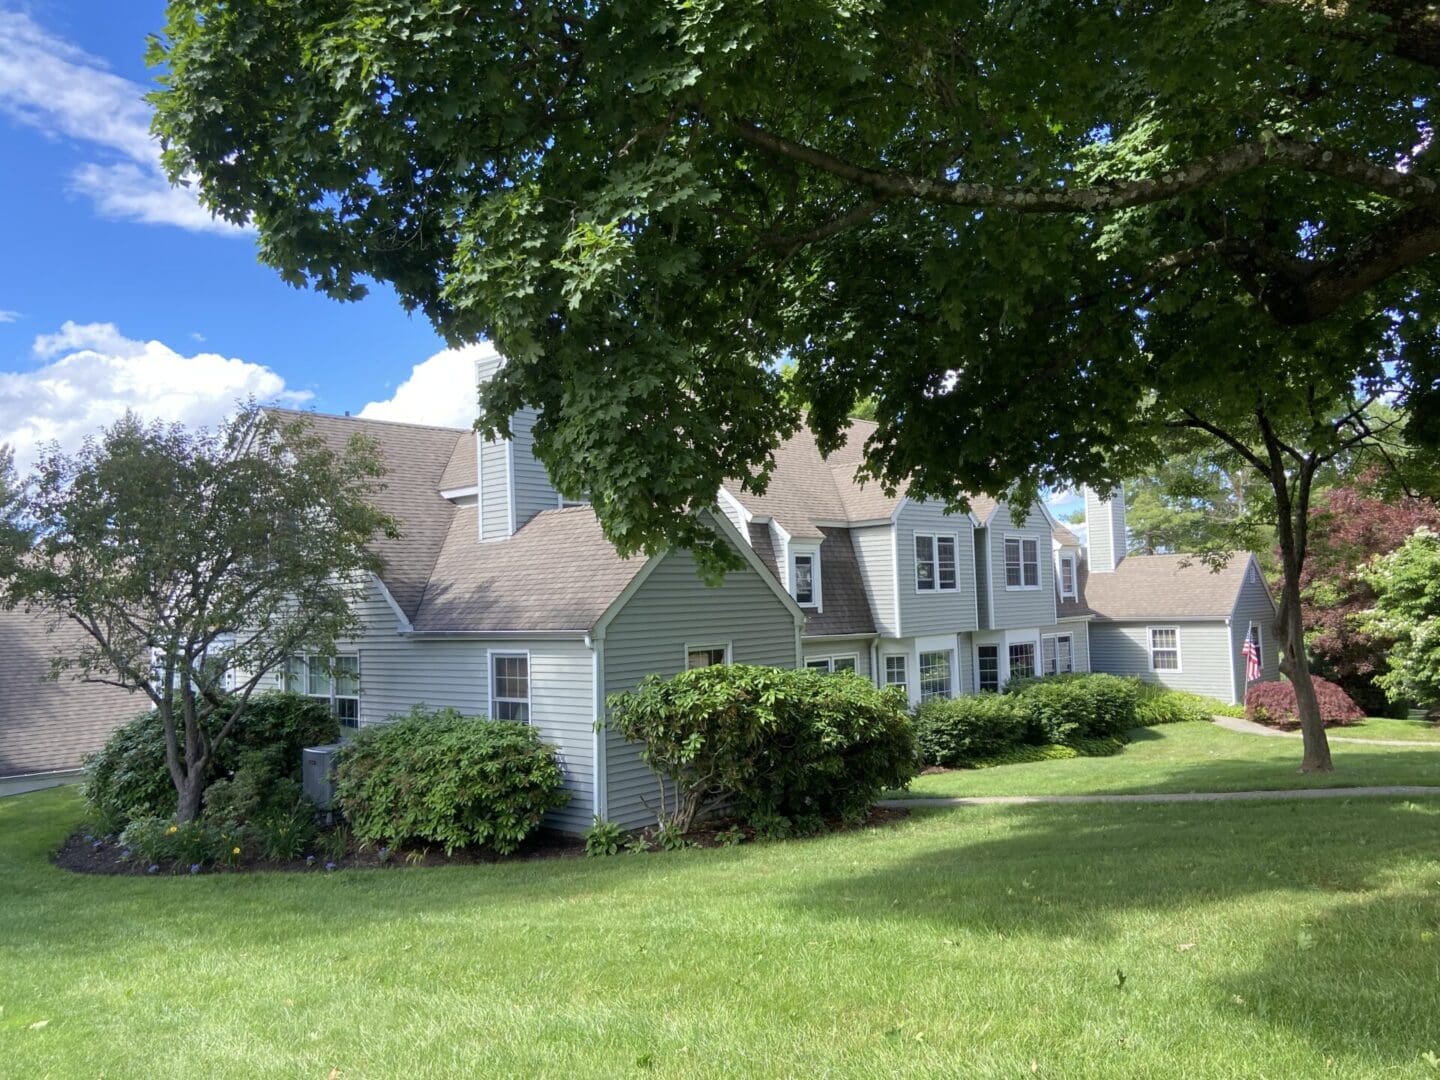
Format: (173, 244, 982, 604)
(1242, 631, 1261, 683)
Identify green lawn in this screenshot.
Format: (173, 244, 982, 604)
(1341, 715, 1440, 743)
(895, 720, 1440, 799)
(5, 787, 1440, 1077)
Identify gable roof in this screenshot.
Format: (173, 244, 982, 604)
(1053, 523, 1080, 546)
(269, 409, 470, 620)
(1081, 552, 1259, 621)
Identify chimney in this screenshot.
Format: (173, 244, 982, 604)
(1083, 485, 1127, 573)
(475, 346, 562, 540)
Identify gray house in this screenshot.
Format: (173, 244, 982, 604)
(254, 350, 1277, 831)
(0, 607, 140, 780)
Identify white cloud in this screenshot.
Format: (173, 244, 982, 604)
(358, 342, 494, 430)
(0, 11, 241, 235)
(1, 322, 309, 471)
(0, 310, 20, 324)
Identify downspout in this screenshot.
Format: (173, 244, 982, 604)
(587, 631, 608, 822)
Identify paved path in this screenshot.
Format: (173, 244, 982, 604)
(1212, 713, 1440, 748)
(881, 785, 1440, 808)
(0, 772, 80, 798)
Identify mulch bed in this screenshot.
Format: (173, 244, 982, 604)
(53, 804, 909, 877)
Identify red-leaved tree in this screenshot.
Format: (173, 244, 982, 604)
(1299, 473, 1440, 713)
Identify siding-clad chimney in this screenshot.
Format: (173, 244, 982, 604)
(475, 348, 562, 540)
(1083, 485, 1127, 574)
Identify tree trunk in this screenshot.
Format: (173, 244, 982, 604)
(176, 772, 205, 823)
(1277, 555, 1333, 772)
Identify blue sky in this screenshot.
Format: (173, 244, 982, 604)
(0, 2, 470, 470)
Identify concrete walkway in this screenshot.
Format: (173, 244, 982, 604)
(881, 785, 1440, 808)
(0, 772, 81, 798)
(1212, 713, 1440, 748)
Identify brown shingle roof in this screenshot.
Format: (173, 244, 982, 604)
(807, 527, 876, 636)
(1053, 523, 1080, 546)
(1082, 553, 1254, 621)
(438, 432, 477, 491)
(0, 607, 141, 776)
(413, 506, 648, 632)
(269, 410, 469, 620)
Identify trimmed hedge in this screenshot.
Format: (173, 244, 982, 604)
(914, 695, 1027, 768)
(1135, 686, 1241, 725)
(1005, 673, 1141, 743)
(608, 665, 917, 835)
(84, 692, 338, 832)
(334, 706, 570, 854)
(1245, 678, 1366, 729)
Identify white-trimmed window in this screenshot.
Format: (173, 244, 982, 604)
(1059, 555, 1077, 598)
(1149, 627, 1181, 671)
(686, 643, 730, 670)
(919, 650, 954, 701)
(976, 645, 1000, 693)
(1005, 536, 1040, 589)
(883, 654, 908, 689)
(915, 533, 958, 592)
(490, 652, 531, 722)
(1008, 641, 1037, 681)
(285, 654, 361, 729)
(806, 654, 858, 675)
(793, 551, 818, 607)
(1042, 633, 1074, 676)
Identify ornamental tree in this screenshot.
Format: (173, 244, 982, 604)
(150, 1, 1440, 771)
(1301, 472, 1440, 711)
(2, 407, 395, 821)
(1358, 528, 1440, 708)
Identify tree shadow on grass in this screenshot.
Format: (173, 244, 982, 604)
(792, 796, 1440, 1069)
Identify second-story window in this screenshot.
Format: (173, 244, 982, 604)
(1060, 555, 1076, 598)
(915, 534, 958, 592)
(1005, 537, 1040, 589)
(794, 552, 817, 607)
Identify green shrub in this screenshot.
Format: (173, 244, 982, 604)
(970, 743, 1081, 769)
(584, 817, 625, 857)
(1135, 686, 1237, 725)
(202, 747, 307, 827)
(1007, 673, 1141, 743)
(608, 665, 916, 835)
(334, 706, 570, 855)
(85, 692, 338, 832)
(254, 803, 317, 861)
(119, 815, 224, 867)
(913, 694, 1029, 767)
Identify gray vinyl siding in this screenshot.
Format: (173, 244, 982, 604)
(851, 525, 899, 637)
(974, 532, 991, 630)
(259, 578, 597, 832)
(956, 634, 974, 694)
(1041, 620, 1091, 674)
(478, 436, 510, 539)
(1229, 563, 1281, 701)
(602, 547, 800, 829)
(988, 503, 1058, 630)
(509, 406, 563, 529)
(802, 638, 874, 678)
(1089, 620, 1238, 702)
(895, 500, 979, 636)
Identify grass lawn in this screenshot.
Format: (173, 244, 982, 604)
(893, 720, 1440, 800)
(5, 788, 1440, 1077)
(1340, 715, 1440, 743)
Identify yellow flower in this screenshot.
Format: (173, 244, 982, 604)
(232, 847, 241, 855)
(166, 825, 178, 834)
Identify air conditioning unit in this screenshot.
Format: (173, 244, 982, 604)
(303, 743, 343, 816)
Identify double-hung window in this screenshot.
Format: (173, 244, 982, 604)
(976, 645, 1000, 693)
(1005, 536, 1040, 589)
(883, 655, 908, 690)
(490, 652, 531, 722)
(793, 552, 817, 607)
(285, 654, 361, 728)
(1042, 634, 1074, 676)
(1149, 628, 1181, 671)
(1059, 555, 1077, 598)
(919, 650, 954, 702)
(1008, 641, 1037, 681)
(686, 644, 730, 670)
(915, 534, 958, 592)
(806, 655, 858, 675)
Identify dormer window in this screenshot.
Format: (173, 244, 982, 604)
(793, 551, 818, 607)
(1060, 554, 1077, 598)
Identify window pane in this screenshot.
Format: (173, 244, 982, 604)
(884, 655, 907, 686)
(1042, 635, 1057, 675)
(1008, 642, 1036, 681)
(977, 645, 1000, 693)
(1005, 539, 1022, 587)
(1022, 539, 1039, 587)
(937, 536, 957, 590)
(493, 699, 529, 723)
(306, 656, 329, 697)
(1150, 629, 1179, 671)
(833, 656, 857, 672)
(493, 655, 529, 699)
(1057, 636, 1073, 674)
(794, 555, 814, 605)
(283, 656, 305, 694)
(687, 647, 727, 670)
(806, 658, 833, 673)
(915, 535, 935, 590)
(334, 655, 359, 697)
(335, 696, 359, 729)
(1061, 558, 1075, 595)
(919, 650, 953, 702)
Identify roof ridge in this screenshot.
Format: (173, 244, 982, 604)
(267, 406, 472, 436)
